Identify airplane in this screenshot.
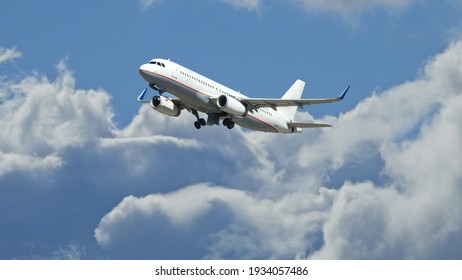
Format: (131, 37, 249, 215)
(138, 58, 349, 133)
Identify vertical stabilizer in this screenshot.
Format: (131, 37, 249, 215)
(279, 79, 305, 120)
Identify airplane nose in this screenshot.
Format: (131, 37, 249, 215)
(139, 64, 152, 82)
(139, 63, 149, 72)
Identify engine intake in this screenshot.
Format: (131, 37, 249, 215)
(151, 95, 181, 117)
(217, 95, 247, 116)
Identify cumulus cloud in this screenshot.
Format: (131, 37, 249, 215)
(2, 40, 462, 259)
(94, 40, 462, 259)
(0, 47, 22, 64)
(0, 55, 220, 181)
(301, 41, 462, 259)
(312, 94, 462, 259)
(95, 183, 335, 259)
(0, 151, 62, 177)
(0, 61, 115, 177)
(1, 61, 115, 149)
(0, 52, 217, 258)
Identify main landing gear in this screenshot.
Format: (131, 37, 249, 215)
(191, 110, 234, 130)
(223, 118, 235, 129)
(192, 109, 206, 130)
(194, 118, 206, 129)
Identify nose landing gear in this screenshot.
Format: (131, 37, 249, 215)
(149, 83, 166, 94)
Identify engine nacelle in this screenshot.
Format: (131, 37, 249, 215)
(291, 127, 302, 133)
(150, 95, 181, 117)
(217, 95, 247, 116)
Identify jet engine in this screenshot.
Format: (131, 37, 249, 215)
(217, 95, 247, 116)
(291, 127, 302, 133)
(151, 95, 181, 117)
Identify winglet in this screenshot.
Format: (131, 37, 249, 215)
(339, 85, 350, 100)
(137, 88, 148, 102)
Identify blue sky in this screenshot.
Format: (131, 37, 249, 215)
(1, 0, 462, 259)
(3, 0, 459, 125)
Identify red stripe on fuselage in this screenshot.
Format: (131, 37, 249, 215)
(247, 114, 279, 133)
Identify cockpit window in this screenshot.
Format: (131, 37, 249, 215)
(148, 61, 166, 67)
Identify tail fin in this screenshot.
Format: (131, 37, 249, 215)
(279, 80, 305, 120)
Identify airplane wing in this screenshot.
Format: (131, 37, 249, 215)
(288, 122, 332, 129)
(241, 85, 350, 110)
(172, 99, 191, 111)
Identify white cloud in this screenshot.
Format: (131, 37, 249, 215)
(219, 0, 262, 11)
(310, 41, 462, 259)
(137, 0, 416, 18)
(267, 40, 462, 179)
(2, 40, 462, 259)
(99, 135, 201, 150)
(94, 40, 462, 259)
(0, 61, 115, 154)
(0, 151, 62, 177)
(139, 0, 162, 11)
(0, 57, 214, 181)
(0, 47, 22, 64)
(51, 243, 87, 260)
(223, 0, 419, 19)
(292, 0, 415, 18)
(94, 183, 336, 259)
(0, 61, 117, 177)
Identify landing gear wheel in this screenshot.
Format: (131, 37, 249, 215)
(223, 118, 234, 129)
(191, 110, 206, 130)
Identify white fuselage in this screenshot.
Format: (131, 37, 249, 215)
(139, 59, 292, 133)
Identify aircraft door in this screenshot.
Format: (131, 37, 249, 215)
(172, 67, 178, 79)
